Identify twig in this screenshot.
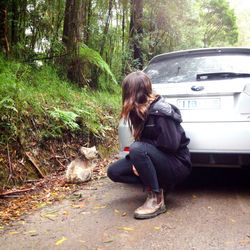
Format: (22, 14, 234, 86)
(0, 195, 23, 198)
(23, 179, 40, 183)
(25, 152, 45, 178)
(55, 158, 65, 169)
(50, 146, 66, 169)
(6, 143, 14, 185)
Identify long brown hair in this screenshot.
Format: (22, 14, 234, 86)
(121, 71, 156, 140)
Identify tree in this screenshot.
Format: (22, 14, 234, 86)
(129, 0, 144, 70)
(0, 0, 9, 55)
(62, 0, 85, 85)
(199, 0, 238, 47)
(142, 0, 199, 60)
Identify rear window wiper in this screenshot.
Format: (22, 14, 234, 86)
(197, 72, 250, 81)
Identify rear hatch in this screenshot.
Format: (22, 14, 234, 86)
(144, 49, 250, 123)
(152, 79, 250, 122)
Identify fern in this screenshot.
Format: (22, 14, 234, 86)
(49, 108, 79, 131)
(0, 97, 18, 113)
(79, 45, 117, 85)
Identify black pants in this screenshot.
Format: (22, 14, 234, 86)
(107, 141, 191, 192)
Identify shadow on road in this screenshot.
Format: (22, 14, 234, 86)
(179, 167, 250, 193)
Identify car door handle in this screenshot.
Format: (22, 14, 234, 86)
(191, 85, 204, 91)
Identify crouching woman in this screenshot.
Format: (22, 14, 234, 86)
(107, 71, 192, 219)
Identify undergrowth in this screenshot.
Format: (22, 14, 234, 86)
(0, 55, 121, 186)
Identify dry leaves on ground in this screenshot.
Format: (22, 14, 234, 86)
(0, 157, 115, 226)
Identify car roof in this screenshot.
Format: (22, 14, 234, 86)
(149, 47, 250, 64)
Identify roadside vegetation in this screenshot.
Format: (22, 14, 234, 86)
(0, 54, 120, 187)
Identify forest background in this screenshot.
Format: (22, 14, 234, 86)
(0, 0, 249, 188)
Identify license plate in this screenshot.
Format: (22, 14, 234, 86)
(177, 98, 221, 110)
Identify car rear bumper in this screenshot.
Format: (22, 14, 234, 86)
(183, 121, 250, 153)
(118, 121, 250, 166)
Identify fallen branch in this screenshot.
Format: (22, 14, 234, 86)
(0, 187, 34, 198)
(6, 143, 14, 185)
(25, 152, 45, 178)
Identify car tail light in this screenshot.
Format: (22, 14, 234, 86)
(243, 83, 250, 96)
(124, 147, 130, 152)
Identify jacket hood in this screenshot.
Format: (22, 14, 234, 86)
(148, 96, 182, 123)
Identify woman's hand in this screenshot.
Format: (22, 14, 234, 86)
(132, 165, 139, 176)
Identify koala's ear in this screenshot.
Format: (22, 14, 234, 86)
(80, 146, 87, 155)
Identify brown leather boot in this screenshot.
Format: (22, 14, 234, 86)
(134, 189, 166, 219)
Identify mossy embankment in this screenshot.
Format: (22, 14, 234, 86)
(0, 55, 121, 188)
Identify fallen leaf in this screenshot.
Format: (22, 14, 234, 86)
(79, 240, 86, 243)
(41, 213, 57, 221)
(103, 239, 113, 243)
(239, 239, 250, 244)
(69, 193, 83, 201)
(9, 231, 19, 235)
(44, 209, 59, 214)
(55, 236, 67, 246)
(37, 202, 47, 208)
(114, 209, 120, 213)
(63, 210, 69, 215)
(121, 212, 127, 217)
(118, 226, 134, 232)
(0, 226, 4, 230)
(94, 205, 107, 209)
(81, 211, 91, 215)
(154, 226, 161, 230)
(71, 204, 85, 209)
(192, 195, 197, 199)
(27, 230, 38, 236)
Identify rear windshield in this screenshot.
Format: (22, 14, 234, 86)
(144, 54, 250, 83)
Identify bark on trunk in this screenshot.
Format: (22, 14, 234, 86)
(63, 0, 85, 85)
(129, 0, 143, 70)
(0, 1, 10, 55)
(99, 0, 113, 57)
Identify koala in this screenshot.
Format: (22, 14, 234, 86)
(65, 146, 98, 183)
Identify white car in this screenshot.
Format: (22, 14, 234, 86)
(118, 48, 250, 167)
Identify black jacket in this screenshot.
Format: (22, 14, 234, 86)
(140, 96, 192, 167)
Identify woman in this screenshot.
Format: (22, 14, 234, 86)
(107, 71, 192, 219)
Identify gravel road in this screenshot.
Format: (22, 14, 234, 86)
(1, 168, 250, 250)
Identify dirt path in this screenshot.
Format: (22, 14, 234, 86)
(1, 169, 250, 250)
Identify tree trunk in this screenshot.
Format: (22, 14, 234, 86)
(11, 0, 18, 46)
(83, 0, 91, 45)
(62, 0, 85, 85)
(121, 1, 126, 75)
(129, 0, 143, 70)
(63, 0, 85, 52)
(0, 1, 10, 55)
(99, 0, 113, 57)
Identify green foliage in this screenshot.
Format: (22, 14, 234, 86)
(198, 0, 238, 47)
(49, 108, 80, 131)
(0, 55, 120, 145)
(230, 0, 250, 47)
(79, 45, 118, 86)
